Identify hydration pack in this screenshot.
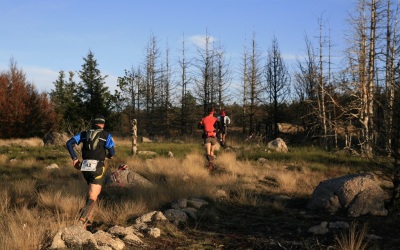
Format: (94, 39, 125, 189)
(84, 129, 104, 151)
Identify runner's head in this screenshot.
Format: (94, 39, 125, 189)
(92, 114, 105, 128)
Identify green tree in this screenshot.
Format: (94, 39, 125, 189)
(50, 70, 81, 133)
(78, 51, 112, 127)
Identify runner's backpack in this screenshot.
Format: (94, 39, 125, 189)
(84, 129, 105, 150)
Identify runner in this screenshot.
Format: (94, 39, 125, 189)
(217, 110, 231, 147)
(66, 114, 115, 228)
(198, 108, 220, 172)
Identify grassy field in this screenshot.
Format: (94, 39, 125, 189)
(0, 136, 397, 249)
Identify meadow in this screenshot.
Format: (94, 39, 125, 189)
(0, 135, 397, 249)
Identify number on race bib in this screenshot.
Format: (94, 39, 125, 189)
(80, 160, 98, 171)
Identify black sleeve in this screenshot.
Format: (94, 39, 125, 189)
(215, 120, 221, 130)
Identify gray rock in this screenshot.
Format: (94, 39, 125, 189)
(43, 132, 69, 146)
(308, 221, 329, 235)
(171, 199, 187, 209)
(94, 230, 125, 250)
(182, 207, 198, 219)
(266, 138, 288, 153)
(187, 198, 209, 209)
(123, 233, 143, 245)
(307, 173, 388, 217)
(107, 225, 135, 237)
(106, 169, 154, 188)
(135, 211, 158, 224)
(163, 209, 188, 225)
(61, 225, 98, 249)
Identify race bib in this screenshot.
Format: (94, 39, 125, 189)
(80, 159, 98, 171)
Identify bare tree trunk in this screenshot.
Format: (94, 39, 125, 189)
(179, 35, 188, 134)
(248, 32, 262, 134)
(131, 119, 137, 156)
(318, 18, 328, 149)
(242, 40, 248, 134)
(365, 0, 377, 156)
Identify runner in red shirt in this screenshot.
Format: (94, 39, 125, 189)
(198, 108, 220, 171)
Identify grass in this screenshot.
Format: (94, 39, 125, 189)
(0, 136, 393, 249)
(335, 222, 369, 250)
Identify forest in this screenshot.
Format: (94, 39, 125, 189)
(0, 0, 399, 163)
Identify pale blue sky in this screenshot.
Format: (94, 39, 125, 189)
(0, 0, 355, 93)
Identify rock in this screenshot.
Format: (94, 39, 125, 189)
(187, 198, 209, 209)
(106, 169, 154, 188)
(141, 137, 153, 143)
(151, 211, 167, 222)
(147, 228, 161, 238)
(48, 230, 66, 249)
(168, 151, 174, 158)
(107, 225, 135, 237)
(266, 138, 288, 153)
(135, 211, 158, 224)
(307, 173, 388, 217)
(43, 132, 70, 146)
(257, 157, 268, 164)
(45, 163, 59, 170)
(61, 225, 98, 249)
(94, 230, 125, 250)
(137, 150, 157, 156)
(182, 207, 198, 219)
(308, 221, 329, 235)
(163, 209, 188, 225)
(171, 199, 187, 209)
(272, 195, 291, 202)
(215, 189, 228, 199)
(123, 233, 143, 245)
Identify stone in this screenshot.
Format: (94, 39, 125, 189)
(307, 173, 388, 217)
(266, 138, 288, 153)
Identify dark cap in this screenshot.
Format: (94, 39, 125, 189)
(92, 114, 105, 124)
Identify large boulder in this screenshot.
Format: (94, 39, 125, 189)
(106, 167, 154, 188)
(43, 132, 70, 146)
(307, 173, 388, 217)
(49, 225, 97, 249)
(266, 138, 288, 153)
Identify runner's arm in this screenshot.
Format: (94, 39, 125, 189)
(66, 138, 78, 160)
(105, 134, 116, 159)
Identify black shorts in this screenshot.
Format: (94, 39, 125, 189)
(82, 161, 106, 185)
(220, 127, 227, 134)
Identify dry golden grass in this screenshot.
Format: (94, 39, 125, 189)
(335, 223, 369, 250)
(37, 189, 83, 215)
(0, 137, 374, 249)
(96, 198, 149, 225)
(0, 154, 8, 164)
(0, 207, 63, 250)
(0, 137, 44, 147)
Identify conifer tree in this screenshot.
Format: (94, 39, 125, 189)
(78, 51, 112, 126)
(50, 70, 81, 133)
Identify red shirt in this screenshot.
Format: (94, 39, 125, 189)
(200, 115, 218, 137)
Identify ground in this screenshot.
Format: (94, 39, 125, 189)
(96, 194, 400, 250)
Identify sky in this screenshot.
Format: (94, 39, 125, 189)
(0, 0, 356, 94)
